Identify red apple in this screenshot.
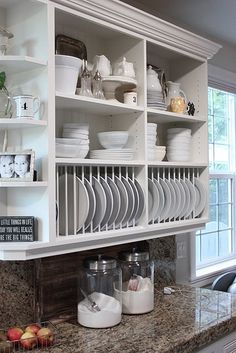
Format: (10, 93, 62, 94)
(7, 327, 23, 341)
(25, 323, 41, 335)
(37, 327, 54, 347)
(20, 332, 37, 350)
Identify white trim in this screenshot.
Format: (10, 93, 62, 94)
(52, 0, 221, 60)
(208, 64, 236, 94)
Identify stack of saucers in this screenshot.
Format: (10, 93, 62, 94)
(56, 122, 89, 158)
(147, 91, 167, 110)
(147, 123, 166, 161)
(166, 128, 192, 162)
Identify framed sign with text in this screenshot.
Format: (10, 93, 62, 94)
(0, 216, 37, 242)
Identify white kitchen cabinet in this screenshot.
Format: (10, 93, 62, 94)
(0, 0, 221, 260)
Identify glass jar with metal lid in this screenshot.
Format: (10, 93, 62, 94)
(118, 249, 154, 314)
(78, 255, 122, 328)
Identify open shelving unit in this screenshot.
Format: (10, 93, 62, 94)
(0, 0, 221, 260)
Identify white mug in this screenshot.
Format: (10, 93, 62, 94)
(13, 95, 40, 119)
(124, 91, 137, 106)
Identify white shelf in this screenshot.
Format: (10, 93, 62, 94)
(56, 158, 145, 166)
(147, 108, 206, 123)
(148, 161, 208, 168)
(0, 218, 208, 260)
(0, 119, 47, 129)
(0, 56, 47, 74)
(0, 181, 48, 188)
(56, 92, 144, 115)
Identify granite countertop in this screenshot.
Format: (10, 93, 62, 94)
(36, 286, 236, 353)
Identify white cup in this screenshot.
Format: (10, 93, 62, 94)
(13, 95, 40, 119)
(124, 91, 137, 106)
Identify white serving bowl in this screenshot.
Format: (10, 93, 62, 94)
(167, 128, 191, 137)
(56, 144, 89, 158)
(63, 128, 89, 135)
(62, 132, 89, 139)
(98, 131, 129, 149)
(55, 54, 82, 69)
(166, 153, 190, 162)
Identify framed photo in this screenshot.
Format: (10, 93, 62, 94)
(0, 151, 35, 181)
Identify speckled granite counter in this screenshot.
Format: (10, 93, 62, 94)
(36, 286, 236, 353)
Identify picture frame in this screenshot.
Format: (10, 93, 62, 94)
(0, 150, 35, 181)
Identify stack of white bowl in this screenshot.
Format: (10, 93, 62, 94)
(147, 123, 166, 161)
(55, 54, 82, 95)
(166, 128, 192, 162)
(56, 123, 89, 158)
(90, 131, 134, 160)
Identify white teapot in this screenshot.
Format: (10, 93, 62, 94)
(92, 55, 111, 77)
(113, 57, 135, 78)
(146, 65, 162, 92)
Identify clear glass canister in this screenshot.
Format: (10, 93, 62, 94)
(78, 255, 122, 328)
(119, 250, 154, 314)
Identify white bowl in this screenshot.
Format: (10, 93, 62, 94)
(55, 54, 82, 69)
(98, 131, 129, 149)
(63, 123, 89, 130)
(56, 144, 89, 158)
(166, 153, 190, 162)
(62, 132, 89, 139)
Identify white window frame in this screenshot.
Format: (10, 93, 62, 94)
(189, 65, 236, 286)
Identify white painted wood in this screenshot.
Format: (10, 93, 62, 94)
(0, 0, 217, 260)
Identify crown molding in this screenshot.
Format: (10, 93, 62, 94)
(52, 0, 221, 60)
(208, 64, 236, 94)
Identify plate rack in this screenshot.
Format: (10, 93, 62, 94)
(56, 164, 145, 237)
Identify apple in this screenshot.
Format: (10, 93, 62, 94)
(20, 332, 37, 350)
(37, 327, 54, 347)
(25, 323, 41, 335)
(7, 327, 23, 342)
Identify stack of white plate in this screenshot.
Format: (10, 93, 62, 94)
(147, 123, 166, 161)
(166, 128, 192, 162)
(56, 123, 89, 158)
(90, 149, 134, 160)
(147, 91, 167, 110)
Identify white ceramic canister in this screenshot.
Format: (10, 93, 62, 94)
(124, 91, 137, 105)
(13, 95, 40, 119)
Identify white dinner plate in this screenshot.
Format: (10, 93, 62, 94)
(174, 178, 186, 219)
(114, 175, 128, 227)
(159, 178, 172, 221)
(84, 178, 96, 231)
(59, 174, 89, 234)
(134, 178, 145, 224)
(164, 178, 176, 220)
(153, 178, 165, 222)
(194, 178, 207, 217)
(170, 178, 181, 219)
(107, 176, 121, 228)
(148, 178, 159, 223)
(121, 176, 135, 226)
(92, 176, 107, 231)
(179, 178, 191, 218)
(184, 178, 196, 218)
(127, 177, 139, 226)
(100, 176, 114, 229)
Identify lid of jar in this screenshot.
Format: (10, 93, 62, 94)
(84, 255, 117, 270)
(119, 249, 150, 262)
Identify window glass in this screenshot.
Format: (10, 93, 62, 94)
(196, 87, 235, 269)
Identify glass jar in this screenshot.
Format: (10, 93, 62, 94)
(119, 249, 154, 314)
(78, 255, 122, 328)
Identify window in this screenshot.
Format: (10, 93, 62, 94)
(196, 87, 236, 270)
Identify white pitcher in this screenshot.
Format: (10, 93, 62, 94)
(166, 81, 187, 108)
(92, 55, 111, 77)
